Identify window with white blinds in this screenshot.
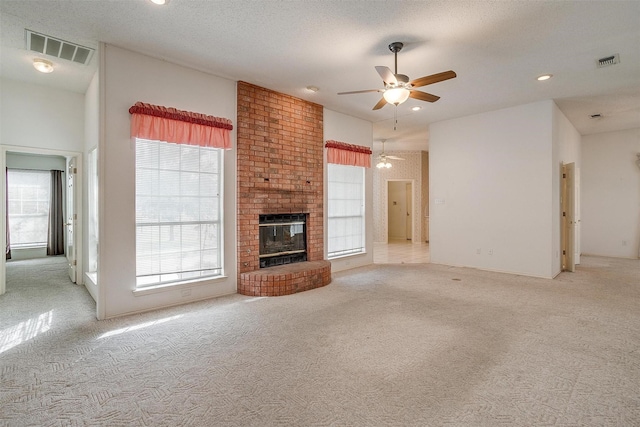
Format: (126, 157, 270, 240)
(7, 169, 51, 248)
(87, 149, 98, 273)
(135, 138, 222, 288)
(327, 163, 365, 258)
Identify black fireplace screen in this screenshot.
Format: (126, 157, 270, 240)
(259, 213, 307, 268)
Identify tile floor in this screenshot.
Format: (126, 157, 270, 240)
(373, 239, 430, 264)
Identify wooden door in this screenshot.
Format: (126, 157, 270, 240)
(405, 182, 412, 241)
(562, 163, 575, 272)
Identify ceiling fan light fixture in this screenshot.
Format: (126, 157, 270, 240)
(33, 58, 54, 73)
(383, 87, 410, 105)
(376, 160, 392, 169)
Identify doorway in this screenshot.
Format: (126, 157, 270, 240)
(561, 162, 580, 272)
(0, 146, 83, 296)
(387, 180, 413, 242)
(375, 179, 428, 264)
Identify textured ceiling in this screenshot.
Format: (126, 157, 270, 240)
(1, 0, 639, 151)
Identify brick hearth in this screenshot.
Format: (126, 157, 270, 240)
(236, 82, 330, 296)
(239, 260, 331, 297)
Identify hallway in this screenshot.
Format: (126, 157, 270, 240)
(374, 240, 430, 264)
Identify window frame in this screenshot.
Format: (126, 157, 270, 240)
(326, 163, 366, 259)
(134, 138, 224, 288)
(7, 169, 51, 249)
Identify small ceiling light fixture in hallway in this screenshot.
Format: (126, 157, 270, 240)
(33, 58, 54, 73)
(537, 74, 553, 81)
(412, 106, 422, 111)
(149, 0, 169, 5)
(305, 86, 319, 93)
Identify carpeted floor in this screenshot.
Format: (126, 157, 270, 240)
(0, 255, 638, 426)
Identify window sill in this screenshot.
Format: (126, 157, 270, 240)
(11, 244, 47, 250)
(328, 251, 367, 261)
(132, 275, 228, 297)
(85, 272, 98, 286)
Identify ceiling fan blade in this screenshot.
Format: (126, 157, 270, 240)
(409, 90, 440, 103)
(410, 70, 457, 88)
(386, 155, 405, 160)
(373, 97, 387, 110)
(375, 66, 398, 85)
(338, 89, 383, 95)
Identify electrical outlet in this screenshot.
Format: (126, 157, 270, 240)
(476, 248, 481, 255)
(488, 249, 493, 255)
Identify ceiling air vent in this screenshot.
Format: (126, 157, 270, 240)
(597, 54, 620, 68)
(26, 29, 94, 65)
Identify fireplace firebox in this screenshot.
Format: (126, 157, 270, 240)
(259, 213, 307, 268)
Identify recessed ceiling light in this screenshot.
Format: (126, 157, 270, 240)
(149, 0, 169, 4)
(306, 86, 319, 93)
(33, 58, 54, 73)
(412, 106, 422, 111)
(537, 74, 553, 81)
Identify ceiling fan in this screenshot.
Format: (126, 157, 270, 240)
(376, 140, 404, 169)
(338, 42, 457, 110)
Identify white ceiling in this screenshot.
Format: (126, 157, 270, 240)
(1, 0, 639, 151)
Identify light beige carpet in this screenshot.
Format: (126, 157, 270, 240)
(1, 255, 638, 426)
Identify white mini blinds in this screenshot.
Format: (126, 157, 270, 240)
(327, 163, 365, 258)
(7, 169, 50, 248)
(135, 138, 222, 287)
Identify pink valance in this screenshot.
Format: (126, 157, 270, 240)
(129, 102, 233, 149)
(325, 140, 372, 168)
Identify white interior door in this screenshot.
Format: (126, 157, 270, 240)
(66, 157, 77, 283)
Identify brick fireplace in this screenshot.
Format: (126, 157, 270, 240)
(236, 82, 331, 296)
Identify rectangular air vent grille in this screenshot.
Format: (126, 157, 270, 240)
(26, 29, 94, 65)
(597, 54, 620, 68)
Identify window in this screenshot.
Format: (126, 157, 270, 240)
(135, 138, 222, 288)
(327, 163, 365, 258)
(87, 149, 98, 274)
(7, 170, 50, 248)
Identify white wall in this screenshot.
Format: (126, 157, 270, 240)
(581, 128, 640, 259)
(6, 152, 66, 170)
(0, 78, 85, 295)
(99, 44, 237, 319)
(373, 150, 423, 243)
(430, 101, 556, 278)
(323, 108, 374, 273)
(0, 79, 84, 152)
